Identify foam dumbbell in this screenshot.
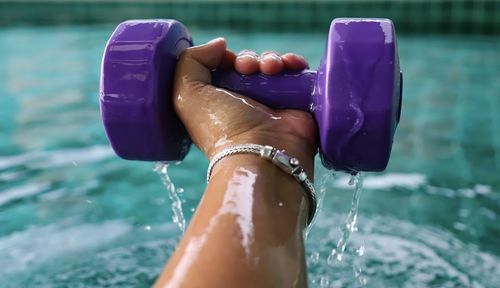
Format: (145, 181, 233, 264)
(100, 18, 403, 172)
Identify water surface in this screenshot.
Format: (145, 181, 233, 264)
(0, 25, 499, 287)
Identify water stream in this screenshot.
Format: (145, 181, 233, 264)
(328, 172, 364, 264)
(154, 162, 186, 233)
(311, 171, 367, 287)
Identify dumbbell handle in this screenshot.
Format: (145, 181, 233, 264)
(211, 69, 317, 111)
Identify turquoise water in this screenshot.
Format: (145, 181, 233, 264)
(0, 25, 499, 287)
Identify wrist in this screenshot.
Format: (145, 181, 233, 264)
(207, 143, 317, 225)
(208, 153, 311, 229)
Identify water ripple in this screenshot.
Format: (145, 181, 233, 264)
(0, 145, 113, 171)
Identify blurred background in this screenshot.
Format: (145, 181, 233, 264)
(1, 0, 499, 34)
(0, 0, 499, 287)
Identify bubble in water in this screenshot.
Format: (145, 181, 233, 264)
(154, 162, 186, 233)
(309, 251, 320, 264)
(320, 276, 330, 287)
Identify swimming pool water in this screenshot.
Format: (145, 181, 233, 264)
(0, 25, 499, 287)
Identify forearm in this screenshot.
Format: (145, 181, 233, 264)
(155, 153, 313, 288)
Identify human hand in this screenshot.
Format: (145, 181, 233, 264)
(173, 38, 318, 172)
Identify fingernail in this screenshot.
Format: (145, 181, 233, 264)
(261, 51, 278, 56)
(237, 50, 259, 59)
(238, 50, 258, 57)
(208, 37, 224, 45)
(262, 54, 281, 62)
(237, 53, 257, 61)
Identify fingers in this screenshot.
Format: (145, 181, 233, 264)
(235, 50, 309, 75)
(220, 49, 237, 70)
(178, 39, 310, 80)
(259, 51, 285, 75)
(281, 53, 309, 70)
(176, 37, 227, 84)
(234, 50, 260, 74)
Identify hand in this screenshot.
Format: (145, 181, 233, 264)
(173, 38, 318, 172)
(158, 39, 314, 287)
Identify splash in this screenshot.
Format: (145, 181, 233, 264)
(154, 162, 186, 233)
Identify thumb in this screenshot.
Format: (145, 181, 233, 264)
(176, 37, 227, 84)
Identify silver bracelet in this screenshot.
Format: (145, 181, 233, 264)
(207, 144, 317, 225)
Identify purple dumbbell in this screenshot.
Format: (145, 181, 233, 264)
(100, 18, 402, 172)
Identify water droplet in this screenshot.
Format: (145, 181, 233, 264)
(309, 102, 316, 112)
(327, 250, 343, 265)
(355, 245, 365, 256)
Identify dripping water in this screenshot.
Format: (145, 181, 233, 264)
(328, 172, 364, 264)
(308, 169, 367, 286)
(305, 168, 330, 238)
(154, 162, 186, 233)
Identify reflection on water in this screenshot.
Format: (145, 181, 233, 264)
(0, 25, 499, 287)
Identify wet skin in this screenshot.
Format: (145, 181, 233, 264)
(155, 38, 318, 288)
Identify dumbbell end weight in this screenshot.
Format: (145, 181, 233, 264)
(100, 18, 402, 172)
(100, 19, 193, 161)
(316, 18, 402, 172)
